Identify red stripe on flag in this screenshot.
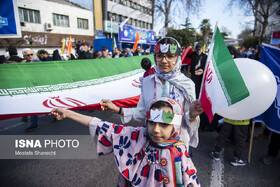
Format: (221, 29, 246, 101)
(0, 95, 140, 120)
(200, 64, 214, 123)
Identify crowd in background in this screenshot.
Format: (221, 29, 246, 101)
(0, 40, 154, 64)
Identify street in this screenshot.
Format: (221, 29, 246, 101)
(0, 110, 279, 187)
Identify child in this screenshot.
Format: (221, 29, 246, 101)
(51, 97, 200, 186)
(141, 57, 155, 78)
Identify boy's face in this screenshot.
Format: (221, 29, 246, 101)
(147, 106, 174, 144)
(155, 54, 177, 73)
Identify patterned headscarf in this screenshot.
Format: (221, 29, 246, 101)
(146, 97, 185, 186)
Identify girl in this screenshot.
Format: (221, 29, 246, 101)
(51, 97, 200, 186)
(100, 37, 203, 150)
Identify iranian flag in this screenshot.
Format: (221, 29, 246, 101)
(200, 26, 249, 122)
(0, 56, 152, 120)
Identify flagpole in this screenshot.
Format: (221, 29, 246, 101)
(248, 122, 255, 163)
(198, 22, 218, 100)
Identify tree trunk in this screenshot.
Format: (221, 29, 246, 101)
(164, 0, 169, 35)
(260, 18, 268, 44)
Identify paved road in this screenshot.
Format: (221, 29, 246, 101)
(0, 110, 279, 187)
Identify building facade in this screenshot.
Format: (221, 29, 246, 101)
(0, 0, 94, 56)
(104, 0, 153, 38)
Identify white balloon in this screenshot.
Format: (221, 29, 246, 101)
(217, 58, 277, 120)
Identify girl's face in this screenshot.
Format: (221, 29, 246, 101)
(156, 54, 178, 73)
(147, 106, 174, 143)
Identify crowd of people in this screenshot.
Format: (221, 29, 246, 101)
(0, 42, 154, 64)
(0, 36, 279, 186)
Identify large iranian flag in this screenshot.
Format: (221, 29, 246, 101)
(0, 56, 152, 120)
(200, 26, 249, 122)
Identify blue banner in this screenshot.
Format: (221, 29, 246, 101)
(119, 24, 156, 44)
(0, 0, 21, 38)
(255, 43, 280, 133)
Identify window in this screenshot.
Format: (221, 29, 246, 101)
(107, 12, 111, 21)
(115, 14, 121, 22)
(131, 19, 135, 26)
(18, 7, 40, 23)
(126, 0, 130, 7)
(53, 13, 69, 27)
(77, 18, 88, 29)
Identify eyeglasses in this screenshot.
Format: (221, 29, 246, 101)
(156, 54, 176, 62)
(25, 54, 33, 57)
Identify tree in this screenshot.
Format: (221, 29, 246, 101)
(199, 19, 212, 43)
(242, 36, 260, 48)
(228, 0, 280, 43)
(220, 26, 232, 39)
(181, 17, 192, 30)
(166, 28, 195, 47)
(237, 28, 254, 46)
(155, 0, 202, 35)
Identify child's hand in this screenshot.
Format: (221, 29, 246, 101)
(100, 99, 120, 113)
(189, 100, 203, 121)
(51, 108, 68, 120)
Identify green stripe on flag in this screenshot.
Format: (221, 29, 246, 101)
(0, 55, 154, 91)
(212, 27, 249, 104)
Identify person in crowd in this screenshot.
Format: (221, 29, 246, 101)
(210, 46, 250, 166)
(22, 48, 40, 132)
(52, 49, 62, 61)
(78, 41, 93, 59)
(262, 131, 280, 164)
(51, 97, 200, 186)
(100, 37, 203, 150)
(141, 57, 155, 78)
(7, 46, 24, 63)
(185, 43, 210, 132)
(0, 52, 9, 64)
(133, 46, 143, 56)
(4, 51, 10, 61)
(96, 46, 112, 59)
(144, 44, 151, 55)
(39, 50, 52, 61)
(125, 48, 133, 57)
(70, 53, 76, 60)
(113, 48, 121, 58)
(185, 43, 207, 99)
(96, 51, 102, 59)
(75, 40, 81, 56)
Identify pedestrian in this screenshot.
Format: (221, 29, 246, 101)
(133, 46, 143, 56)
(52, 49, 62, 61)
(100, 37, 203, 150)
(186, 44, 210, 132)
(144, 44, 151, 55)
(262, 131, 280, 164)
(78, 41, 93, 59)
(96, 46, 111, 59)
(210, 46, 250, 166)
(22, 48, 40, 132)
(185, 43, 207, 99)
(7, 46, 24, 63)
(51, 97, 200, 186)
(39, 50, 52, 61)
(125, 48, 133, 57)
(113, 48, 121, 58)
(141, 57, 155, 78)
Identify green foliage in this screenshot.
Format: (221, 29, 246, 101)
(167, 28, 196, 48)
(242, 36, 260, 49)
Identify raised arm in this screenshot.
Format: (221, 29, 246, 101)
(51, 108, 92, 127)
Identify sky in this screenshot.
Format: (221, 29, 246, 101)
(154, 0, 255, 39)
(70, 0, 255, 39)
